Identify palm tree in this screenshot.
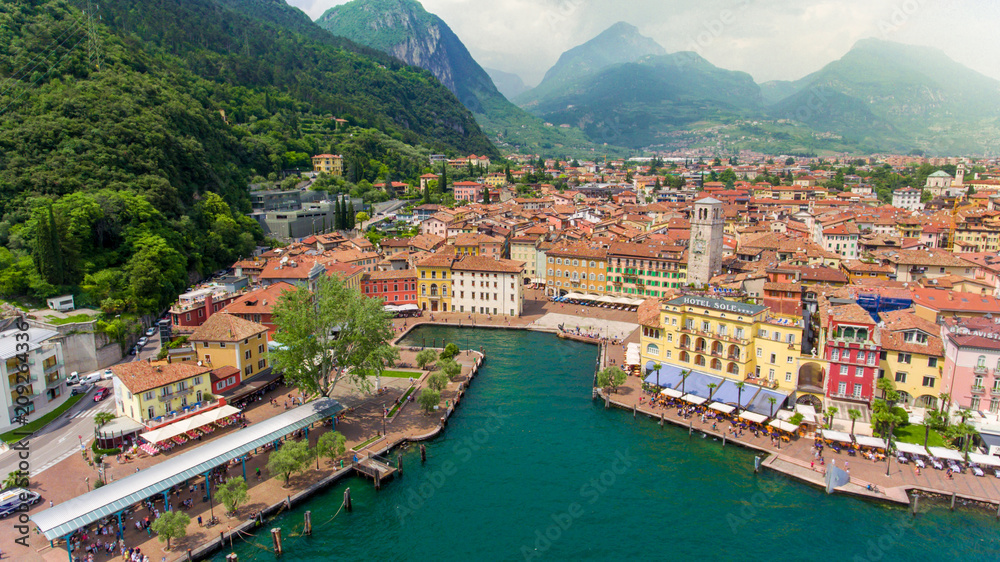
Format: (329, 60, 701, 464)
(652, 363, 662, 389)
(938, 392, 951, 419)
(876, 377, 895, 400)
(735, 381, 745, 413)
(826, 406, 839, 429)
(707, 383, 718, 399)
(847, 409, 862, 435)
(94, 412, 115, 428)
(680, 369, 691, 395)
(767, 396, 777, 417)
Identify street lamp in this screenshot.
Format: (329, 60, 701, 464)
(85, 477, 90, 492)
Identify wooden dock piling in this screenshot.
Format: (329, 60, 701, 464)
(271, 528, 283, 555)
(304, 511, 312, 536)
(344, 488, 352, 512)
(420, 444, 427, 463)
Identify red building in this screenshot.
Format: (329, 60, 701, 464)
(361, 270, 418, 305)
(210, 365, 241, 394)
(169, 289, 243, 331)
(823, 303, 880, 404)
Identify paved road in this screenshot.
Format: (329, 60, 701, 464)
(0, 333, 163, 479)
(0, 383, 117, 478)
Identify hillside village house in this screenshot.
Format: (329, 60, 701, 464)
(451, 255, 526, 316)
(311, 154, 343, 176)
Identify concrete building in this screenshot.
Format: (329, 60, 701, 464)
(687, 197, 724, 287)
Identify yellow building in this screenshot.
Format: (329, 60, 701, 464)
(190, 313, 270, 381)
(311, 154, 343, 176)
(112, 362, 213, 423)
(639, 295, 826, 408)
(839, 259, 894, 284)
(877, 310, 944, 409)
(544, 244, 608, 297)
(416, 252, 454, 312)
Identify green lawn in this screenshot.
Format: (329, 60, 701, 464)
(381, 370, 420, 378)
(351, 434, 383, 452)
(893, 424, 948, 449)
(1, 394, 85, 443)
(387, 386, 415, 418)
(44, 313, 96, 325)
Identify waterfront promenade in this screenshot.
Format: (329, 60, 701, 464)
(6, 348, 482, 562)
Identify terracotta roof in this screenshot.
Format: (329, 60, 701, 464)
(451, 255, 525, 274)
(828, 303, 875, 326)
(364, 269, 418, 281)
(222, 282, 296, 315)
(190, 313, 267, 342)
(111, 362, 211, 394)
(209, 365, 240, 383)
(637, 298, 663, 328)
(911, 288, 1000, 313)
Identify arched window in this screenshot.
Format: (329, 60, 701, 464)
(590, 261, 596, 268)
(556, 258, 562, 265)
(564, 270, 570, 278)
(548, 268, 554, 276)
(728, 345, 739, 360)
(710, 358, 722, 371)
(556, 270, 562, 277)
(978, 355, 987, 368)
(680, 334, 691, 348)
(589, 285, 595, 290)
(647, 344, 659, 355)
(572, 272, 579, 280)
(589, 273, 595, 281)
(695, 355, 706, 367)
(429, 283, 438, 296)
(598, 274, 605, 281)
(727, 363, 739, 375)
(572, 259, 579, 267)
(421, 285, 427, 296)
(679, 351, 690, 362)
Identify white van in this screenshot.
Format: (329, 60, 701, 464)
(81, 372, 102, 385)
(0, 488, 41, 518)
(66, 372, 80, 386)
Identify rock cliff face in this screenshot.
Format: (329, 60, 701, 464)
(317, 0, 498, 113)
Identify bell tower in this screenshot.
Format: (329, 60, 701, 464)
(687, 197, 724, 287)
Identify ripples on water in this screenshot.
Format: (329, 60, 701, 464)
(218, 327, 1000, 562)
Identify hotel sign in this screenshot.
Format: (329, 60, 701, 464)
(667, 296, 765, 316)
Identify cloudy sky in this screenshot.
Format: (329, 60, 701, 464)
(288, 0, 1000, 86)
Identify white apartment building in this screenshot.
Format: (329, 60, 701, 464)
(0, 324, 66, 430)
(450, 256, 526, 316)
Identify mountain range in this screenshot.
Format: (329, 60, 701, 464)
(315, 0, 621, 156)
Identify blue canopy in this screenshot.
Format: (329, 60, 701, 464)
(745, 388, 789, 416)
(642, 365, 688, 389)
(679, 370, 726, 398)
(708, 380, 744, 405)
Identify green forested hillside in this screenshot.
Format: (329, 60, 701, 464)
(0, 0, 495, 315)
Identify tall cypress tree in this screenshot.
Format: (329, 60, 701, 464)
(440, 163, 448, 192)
(334, 198, 343, 230)
(347, 200, 356, 229)
(483, 188, 491, 204)
(34, 203, 65, 285)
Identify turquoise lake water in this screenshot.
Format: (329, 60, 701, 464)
(217, 327, 1000, 561)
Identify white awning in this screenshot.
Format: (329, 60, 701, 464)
(820, 429, 853, 444)
(660, 388, 683, 398)
(383, 305, 400, 312)
(854, 435, 888, 449)
(681, 394, 707, 405)
(564, 292, 586, 300)
(625, 343, 641, 365)
(628, 298, 645, 306)
(968, 452, 1000, 468)
(795, 404, 818, 423)
(769, 419, 799, 433)
(894, 442, 927, 456)
(709, 403, 735, 414)
(739, 411, 768, 424)
(397, 304, 419, 311)
(140, 405, 240, 445)
(928, 446, 965, 462)
(596, 296, 616, 303)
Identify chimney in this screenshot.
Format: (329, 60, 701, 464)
(205, 293, 214, 318)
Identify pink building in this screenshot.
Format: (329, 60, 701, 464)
(823, 303, 880, 404)
(453, 181, 485, 202)
(942, 317, 1000, 414)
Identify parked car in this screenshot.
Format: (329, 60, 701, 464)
(71, 383, 93, 396)
(145, 327, 156, 337)
(137, 336, 148, 347)
(66, 372, 81, 386)
(101, 369, 114, 380)
(93, 387, 111, 401)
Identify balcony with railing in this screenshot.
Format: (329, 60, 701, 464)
(974, 365, 990, 375)
(972, 385, 986, 394)
(42, 360, 63, 374)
